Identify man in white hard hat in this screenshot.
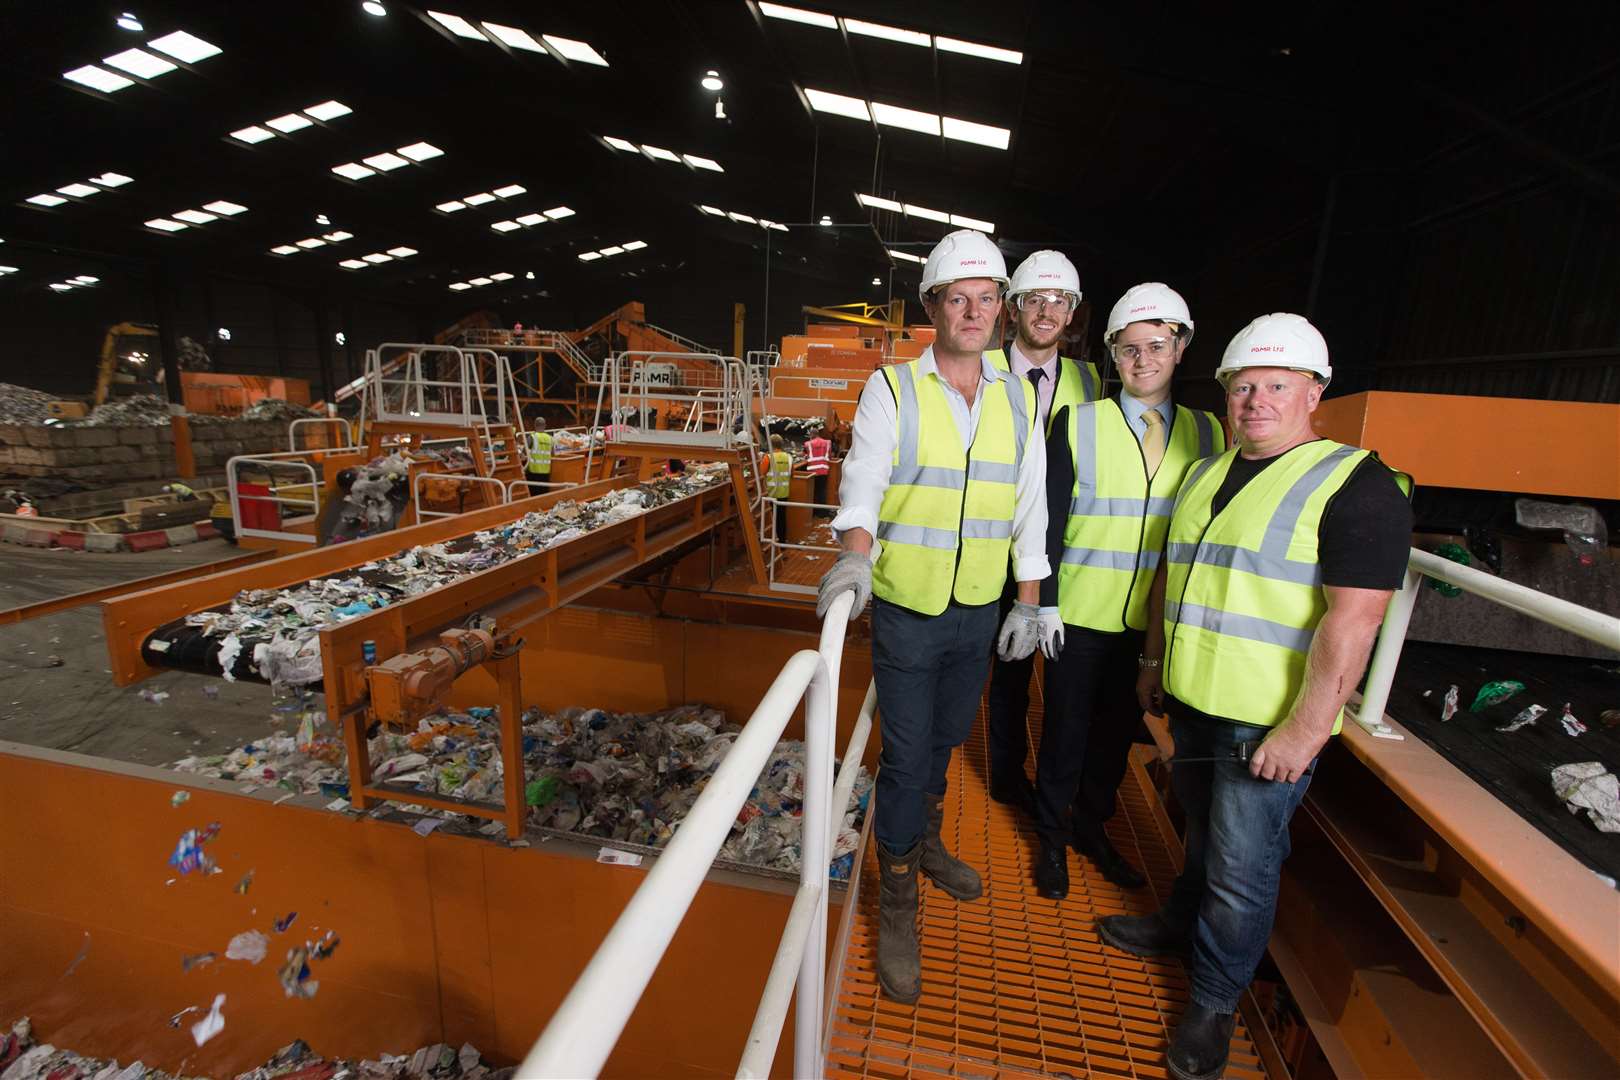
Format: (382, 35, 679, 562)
(982, 250, 1102, 816)
(1099, 313, 1411, 1080)
(1030, 284, 1225, 899)
(817, 229, 1048, 1004)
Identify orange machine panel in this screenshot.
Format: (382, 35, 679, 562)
(804, 345, 881, 371)
(180, 373, 311, 416)
(771, 371, 867, 402)
(805, 323, 863, 339)
(1311, 391, 1620, 500)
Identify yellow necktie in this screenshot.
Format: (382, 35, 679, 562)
(1142, 408, 1166, 479)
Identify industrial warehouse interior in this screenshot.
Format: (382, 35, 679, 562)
(1, 2, 1618, 1078)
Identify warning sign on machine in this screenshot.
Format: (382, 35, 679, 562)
(807, 378, 848, 389)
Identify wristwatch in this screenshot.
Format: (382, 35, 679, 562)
(1137, 656, 1162, 669)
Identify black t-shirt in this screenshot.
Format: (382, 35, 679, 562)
(1212, 443, 1412, 590)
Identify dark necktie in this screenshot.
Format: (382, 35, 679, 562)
(1026, 368, 1046, 424)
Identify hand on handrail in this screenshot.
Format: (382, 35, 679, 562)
(816, 551, 871, 621)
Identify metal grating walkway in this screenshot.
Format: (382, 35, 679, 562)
(827, 695, 1268, 1079)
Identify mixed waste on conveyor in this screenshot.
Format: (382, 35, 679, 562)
(146, 467, 728, 686)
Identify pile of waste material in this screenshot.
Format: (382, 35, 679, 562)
(75, 394, 177, 427)
(0, 1018, 511, 1079)
(0, 383, 58, 425)
(239, 398, 318, 423)
(164, 468, 725, 686)
(761, 414, 826, 440)
(550, 429, 599, 451)
(169, 700, 870, 879)
(328, 452, 414, 543)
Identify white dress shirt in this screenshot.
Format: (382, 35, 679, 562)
(831, 347, 1050, 583)
(1118, 391, 1174, 445)
(1006, 341, 1059, 429)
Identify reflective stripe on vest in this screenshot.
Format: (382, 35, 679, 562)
(525, 431, 553, 474)
(804, 437, 831, 475)
(872, 360, 1035, 616)
(1058, 401, 1223, 632)
(986, 350, 1100, 433)
(766, 451, 792, 498)
(1162, 440, 1411, 732)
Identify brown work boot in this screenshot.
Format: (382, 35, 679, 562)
(875, 842, 922, 1004)
(920, 793, 983, 900)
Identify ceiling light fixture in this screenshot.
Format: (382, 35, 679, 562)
(463, 192, 496, 206)
(339, 259, 369, 269)
(872, 276, 882, 285)
(623, 240, 647, 251)
(231, 125, 275, 144)
(682, 154, 724, 172)
(804, 88, 869, 121)
(362, 151, 409, 171)
(331, 162, 376, 180)
(172, 209, 218, 225)
(543, 206, 574, 219)
(266, 113, 315, 133)
(387, 246, 418, 257)
(63, 65, 135, 93)
(482, 21, 545, 51)
(698, 205, 725, 216)
(216, 327, 232, 341)
(543, 35, 608, 66)
(935, 36, 1023, 64)
(841, 18, 930, 48)
(640, 145, 680, 162)
(305, 100, 353, 121)
(857, 194, 903, 213)
(489, 271, 514, 281)
(577, 252, 602, 262)
(598, 246, 624, 256)
(74, 276, 100, 284)
(397, 141, 444, 161)
(436, 200, 466, 213)
(296, 238, 327, 248)
(942, 115, 1012, 150)
(271, 245, 300, 255)
(426, 11, 487, 40)
(469, 276, 494, 285)
(323, 230, 353, 242)
(492, 184, 526, 198)
(56, 183, 101, 198)
(758, 2, 838, 29)
(91, 172, 134, 188)
(819, 215, 833, 225)
(887, 249, 926, 264)
(146, 31, 222, 63)
(602, 136, 639, 152)
(205, 200, 248, 215)
(117, 12, 143, 31)
(102, 48, 177, 79)
(27, 194, 68, 207)
(316, 214, 331, 225)
(727, 212, 757, 225)
(515, 212, 545, 226)
(903, 203, 950, 223)
(145, 218, 188, 232)
(362, 252, 393, 263)
(950, 212, 995, 232)
(871, 101, 940, 136)
(449, 282, 472, 291)
(491, 221, 520, 232)
(701, 70, 723, 91)
(362, 2, 387, 16)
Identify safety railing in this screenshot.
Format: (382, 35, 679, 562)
(635, 320, 722, 356)
(520, 590, 867, 1077)
(288, 417, 355, 453)
(225, 452, 323, 547)
(412, 472, 508, 521)
(1350, 546, 1620, 740)
(504, 477, 578, 502)
(759, 496, 841, 595)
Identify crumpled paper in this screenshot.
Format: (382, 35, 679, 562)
(1551, 762, 1620, 833)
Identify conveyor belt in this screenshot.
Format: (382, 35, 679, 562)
(1385, 640, 1620, 880)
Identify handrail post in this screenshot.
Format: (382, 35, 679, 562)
(1349, 565, 1420, 740)
(795, 655, 832, 1080)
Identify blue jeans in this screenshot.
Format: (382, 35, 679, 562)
(871, 597, 999, 853)
(1165, 708, 1317, 1013)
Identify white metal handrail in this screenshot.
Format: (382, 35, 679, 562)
(521, 590, 860, 1078)
(412, 472, 508, 521)
(758, 496, 841, 595)
(226, 453, 322, 547)
(1351, 545, 1620, 740)
(504, 478, 578, 502)
(288, 417, 355, 452)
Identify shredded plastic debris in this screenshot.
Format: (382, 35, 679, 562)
(273, 912, 298, 933)
(170, 468, 726, 687)
(1496, 703, 1547, 733)
(180, 951, 216, 972)
(1551, 762, 1620, 833)
(225, 929, 269, 965)
(1470, 680, 1525, 712)
(170, 790, 190, 808)
(1441, 684, 1460, 721)
(0, 1018, 514, 1080)
(171, 700, 872, 879)
(61, 933, 90, 978)
(1559, 703, 1588, 737)
(168, 822, 222, 876)
(276, 946, 318, 999)
(189, 993, 227, 1047)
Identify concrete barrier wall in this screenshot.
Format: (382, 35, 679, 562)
(0, 421, 289, 482)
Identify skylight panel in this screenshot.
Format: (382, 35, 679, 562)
(146, 31, 222, 63)
(296, 238, 327, 248)
(362, 152, 409, 171)
(469, 276, 494, 285)
(805, 88, 869, 121)
(332, 162, 376, 180)
(543, 206, 574, 219)
(266, 113, 314, 133)
(271, 245, 299, 255)
(56, 183, 101, 198)
(449, 282, 472, 291)
(871, 102, 940, 136)
(387, 247, 418, 257)
(683, 154, 724, 172)
(91, 172, 134, 188)
(935, 36, 1023, 64)
(103, 48, 177, 78)
(491, 221, 520, 232)
(543, 35, 608, 66)
(426, 11, 486, 40)
(515, 212, 545, 226)
(464, 192, 496, 206)
(598, 246, 624, 256)
(305, 100, 352, 121)
(172, 209, 218, 225)
(841, 18, 930, 48)
(339, 259, 368, 269)
(887, 249, 925, 264)
(398, 142, 444, 161)
(482, 22, 545, 52)
(698, 205, 726, 216)
(758, 2, 837, 29)
(858, 194, 903, 213)
(231, 126, 275, 144)
(489, 271, 514, 281)
(436, 200, 467, 213)
(577, 252, 602, 262)
(942, 115, 1011, 149)
(640, 145, 680, 162)
(950, 213, 995, 233)
(363, 252, 393, 263)
(602, 136, 639, 152)
(622, 240, 647, 250)
(727, 212, 757, 225)
(145, 218, 187, 232)
(27, 194, 68, 207)
(323, 230, 353, 242)
(63, 65, 134, 93)
(492, 184, 526, 198)
(204, 200, 248, 216)
(904, 203, 949, 223)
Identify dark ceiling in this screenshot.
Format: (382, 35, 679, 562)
(3, 1, 1618, 336)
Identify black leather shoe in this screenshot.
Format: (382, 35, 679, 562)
(1167, 1001, 1235, 1080)
(1033, 843, 1068, 899)
(1096, 911, 1192, 959)
(989, 772, 1037, 816)
(1074, 825, 1147, 889)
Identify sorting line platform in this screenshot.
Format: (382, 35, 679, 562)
(828, 696, 1268, 1079)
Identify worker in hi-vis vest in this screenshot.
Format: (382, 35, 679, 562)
(763, 434, 792, 538)
(523, 418, 553, 484)
(1099, 314, 1411, 1080)
(1031, 284, 1223, 901)
(817, 229, 1049, 1005)
(803, 423, 833, 517)
(981, 250, 1101, 819)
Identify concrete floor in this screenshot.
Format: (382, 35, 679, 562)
(0, 539, 284, 767)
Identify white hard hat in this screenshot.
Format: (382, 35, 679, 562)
(918, 229, 1008, 304)
(1217, 313, 1332, 388)
(1105, 282, 1194, 344)
(1007, 250, 1080, 304)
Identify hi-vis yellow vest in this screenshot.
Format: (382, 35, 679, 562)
(1162, 440, 1411, 733)
(1059, 400, 1223, 632)
(873, 360, 1038, 616)
(986, 351, 1100, 432)
(524, 430, 553, 474)
(766, 451, 792, 498)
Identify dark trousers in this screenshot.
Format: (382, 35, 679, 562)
(1034, 624, 1145, 848)
(872, 597, 999, 853)
(811, 473, 829, 517)
(985, 589, 1034, 784)
(1165, 707, 1317, 1012)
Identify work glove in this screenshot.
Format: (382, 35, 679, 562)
(816, 550, 872, 621)
(996, 601, 1042, 661)
(1037, 607, 1065, 661)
